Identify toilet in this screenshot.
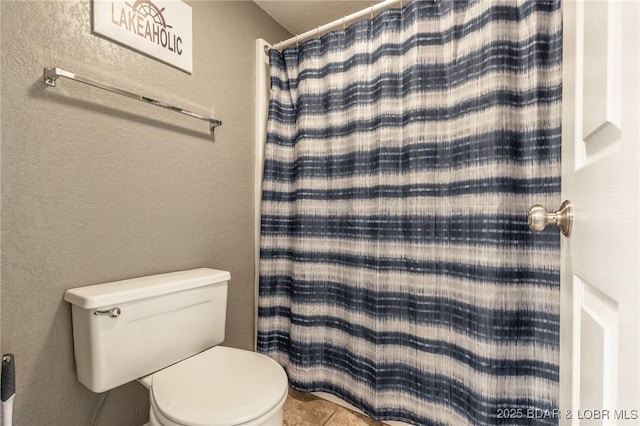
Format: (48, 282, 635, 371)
(63, 268, 289, 426)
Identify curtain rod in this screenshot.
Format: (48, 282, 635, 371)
(270, 0, 403, 51)
(43, 67, 222, 138)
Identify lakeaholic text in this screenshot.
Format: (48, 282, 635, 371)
(110, 2, 182, 55)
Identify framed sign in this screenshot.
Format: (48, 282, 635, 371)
(93, 0, 193, 73)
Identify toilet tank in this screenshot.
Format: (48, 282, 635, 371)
(63, 268, 230, 393)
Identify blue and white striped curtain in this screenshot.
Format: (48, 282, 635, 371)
(259, 1, 562, 424)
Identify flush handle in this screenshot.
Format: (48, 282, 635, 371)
(93, 307, 121, 318)
(528, 200, 573, 237)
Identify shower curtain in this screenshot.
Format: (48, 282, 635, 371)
(259, 1, 562, 425)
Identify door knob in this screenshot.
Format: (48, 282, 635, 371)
(528, 200, 573, 237)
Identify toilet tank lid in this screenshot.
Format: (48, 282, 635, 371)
(63, 268, 230, 309)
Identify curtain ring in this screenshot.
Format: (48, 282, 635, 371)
(295, 34, 299, 48)
(343, 16, 346, 30)
(317, 26, 320, 39)
(370, 4, 374, 19)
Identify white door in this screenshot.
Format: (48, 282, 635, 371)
(560, 1, 640, 425)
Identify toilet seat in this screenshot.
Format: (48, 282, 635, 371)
(149, 346, 288, 426)
(149, 391, 287, 426)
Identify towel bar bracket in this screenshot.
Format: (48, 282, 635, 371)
(44, 68, 58, 87)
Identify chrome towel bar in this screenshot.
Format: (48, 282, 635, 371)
(43, 67, 222, 137)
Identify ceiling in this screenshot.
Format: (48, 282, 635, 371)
(254, 1, 373, 37)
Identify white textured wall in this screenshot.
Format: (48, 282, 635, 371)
(0, 1, 289, 424)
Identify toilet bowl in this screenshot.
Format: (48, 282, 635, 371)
(63, 268, 288, 426)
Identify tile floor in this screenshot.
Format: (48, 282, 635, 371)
(283, 389, 385, 426)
